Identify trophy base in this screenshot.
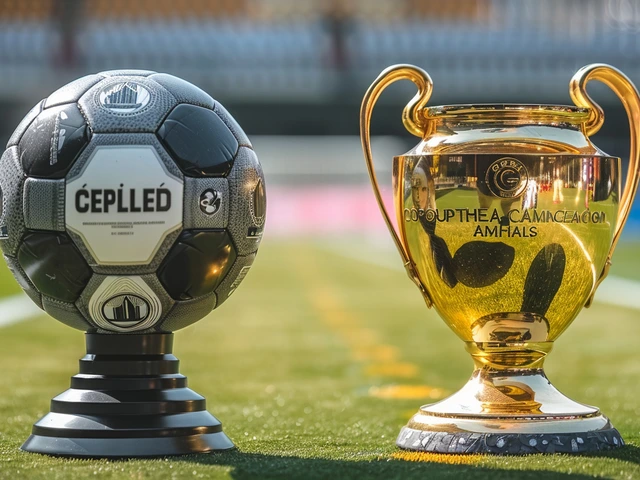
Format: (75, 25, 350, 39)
(397, 426, 622, 455)
(21, 333, 235, 458)
(397, 368, 623, 455)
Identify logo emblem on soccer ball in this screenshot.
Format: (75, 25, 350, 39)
(250, 178, 266, 227)
(200, 189, 221, 216)
(99, 82, 151, 113)
(1, 70, 266, 333)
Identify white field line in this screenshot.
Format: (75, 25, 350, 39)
(0, 293, 45, 328)
(594, 275, 640, 311)
(324, 242, 640, 311)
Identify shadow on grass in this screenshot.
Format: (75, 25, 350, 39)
(580, 443, 640, 464)
(174, 450, 596, 479)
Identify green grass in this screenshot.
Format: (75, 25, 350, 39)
(0, 260, 25, 299)
(1, 238, 640, 479)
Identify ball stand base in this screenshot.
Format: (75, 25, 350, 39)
(396, 368, 624, 455)
(21, 333, 234, 458)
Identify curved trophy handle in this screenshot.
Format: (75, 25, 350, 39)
(570, 64, 640, 306)
(360, 64, 434, 307)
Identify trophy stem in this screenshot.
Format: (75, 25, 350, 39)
(465, 340, 554, 371)
(396, 344, 623, 454)
(21, 333, 234, 457)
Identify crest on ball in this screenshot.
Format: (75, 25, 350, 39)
(200, 189, 222, 216)
(103, 295, 150, 326)
(250, 178, 266, 227)
(99, 82, 151, 113)
(88, 276, 162, 332)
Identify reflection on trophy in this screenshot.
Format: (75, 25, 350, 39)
(361, 64, 640, 454)
(553, 177, 564, 203)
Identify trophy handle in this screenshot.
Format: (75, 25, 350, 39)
(570, 64, 640, 307)
(360, 64, 434, 307)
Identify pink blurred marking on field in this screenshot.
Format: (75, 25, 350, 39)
(265, 185, 395, 235)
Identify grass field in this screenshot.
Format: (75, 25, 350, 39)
(1, 238, 640, 479)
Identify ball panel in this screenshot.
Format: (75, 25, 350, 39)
(78, 76, 177, 134)
(0, 147, 26, 256)
(75, 273, 103, 321)
(45, 74, 105, 109)
(6, 99, 44, 148)
(158, 291, 216, 332)
(23, 178, 65, 231)
(17, 232, 93, 303)
(66, 133, 183, 182)
(65, 144, 183, 266)
(64, 133, 184, 274)
(157, 104, 238, 177)
(98, 70, 156, 77)
(158, 229, 237, 301)
(94, 229, 181, 276)
(66, 229, 98, 271)
(42, 296, 93, 331)
(148, 73, 215, 109)
(141, 273, 176, 329)
(68, 229, 182, 276)
(183, 177, 229, 229)
(3, 253, 43, 309)
(19, 103, 91, 178)
(214, 253, 256, 308)
(76, 273, 174, 334)
(213, 103, 252, 148)
(227, 146, 265, 256)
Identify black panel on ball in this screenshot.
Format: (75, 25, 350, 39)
(19, 103, 91, 178)
(158, 229, 237, 300)
(17, 232, 93, 302)
(157, 104, 238, 177)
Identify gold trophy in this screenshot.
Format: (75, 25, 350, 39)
(360, 64, 640, 454)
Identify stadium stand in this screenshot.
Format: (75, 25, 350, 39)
(2, 0, 640, 102)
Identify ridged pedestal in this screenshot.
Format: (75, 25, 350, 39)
(21, 333, 234, 457)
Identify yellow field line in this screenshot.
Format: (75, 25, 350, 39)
(392, 450, 484, 465)
(293, 247, 446, 400)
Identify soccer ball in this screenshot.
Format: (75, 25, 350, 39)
(1, 70, 266, 333)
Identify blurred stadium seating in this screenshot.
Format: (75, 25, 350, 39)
(3, 0, 640, 104)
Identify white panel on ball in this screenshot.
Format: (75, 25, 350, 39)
(65, 145, 183, 265)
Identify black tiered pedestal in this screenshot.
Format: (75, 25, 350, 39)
(21, 333, 234, 457)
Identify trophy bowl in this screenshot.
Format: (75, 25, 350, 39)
(361, 64, 640, 454)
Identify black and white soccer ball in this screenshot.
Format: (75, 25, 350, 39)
(0, 70, 266, 333)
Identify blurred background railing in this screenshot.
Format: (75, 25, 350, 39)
(2, 0, 640, 233)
